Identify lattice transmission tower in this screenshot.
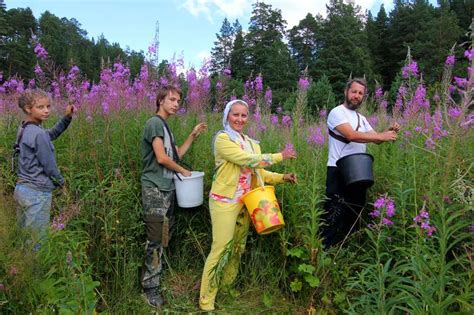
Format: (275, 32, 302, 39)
(152, 20, 160, 68)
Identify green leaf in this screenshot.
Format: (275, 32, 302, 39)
(287, 247, 304, 258)
(290, 278, 303, 292)
(262, 291, 273, 307)
(304, 274, 320, 288)
(298, 263, 315, 274)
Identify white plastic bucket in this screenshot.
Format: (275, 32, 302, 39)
(173, 171, 205, 208)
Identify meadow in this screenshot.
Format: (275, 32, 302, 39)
(0, 50, 473, 314)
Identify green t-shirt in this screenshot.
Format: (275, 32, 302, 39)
(140, 116, 176, 190)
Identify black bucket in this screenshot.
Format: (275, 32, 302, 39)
(336, 153, 374, 188)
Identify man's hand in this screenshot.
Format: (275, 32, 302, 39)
(388, 122, 401, 133)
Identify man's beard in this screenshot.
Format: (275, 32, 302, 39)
(345, 95, 362, 110)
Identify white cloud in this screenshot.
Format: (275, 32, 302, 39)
(181, 0, 251, 23)
(180, 0, 392, 27)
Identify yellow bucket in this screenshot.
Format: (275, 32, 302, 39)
(241, 186, 285, 235)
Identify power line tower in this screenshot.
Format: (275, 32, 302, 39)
(152, 20, 160, 68)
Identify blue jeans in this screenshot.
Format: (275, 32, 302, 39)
(14, 184, 53, 246)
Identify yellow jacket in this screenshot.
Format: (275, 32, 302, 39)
(210, 132, 285, 199)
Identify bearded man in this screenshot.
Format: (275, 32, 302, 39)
(321, 78, 399, 248)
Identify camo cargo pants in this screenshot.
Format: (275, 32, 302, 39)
(141, 186, 175, 290)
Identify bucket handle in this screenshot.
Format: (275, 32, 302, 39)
(174, 160, 194, 182)
(254, 170, 265, 190)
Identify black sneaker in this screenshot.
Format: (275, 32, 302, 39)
(143, 288, 164, 307)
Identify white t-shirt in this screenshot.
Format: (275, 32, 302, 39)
(327, 104, 373, 167)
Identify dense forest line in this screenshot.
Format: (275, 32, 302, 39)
(0, 0, 472, 107)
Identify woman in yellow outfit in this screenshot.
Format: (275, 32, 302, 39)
(199, 99, 297, 311)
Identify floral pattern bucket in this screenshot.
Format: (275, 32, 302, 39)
(241, 186, 285, 235)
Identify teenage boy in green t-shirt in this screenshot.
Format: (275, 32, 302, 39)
(140, 85, 206, 307)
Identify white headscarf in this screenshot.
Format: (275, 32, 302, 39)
(222, 99, 249, 142)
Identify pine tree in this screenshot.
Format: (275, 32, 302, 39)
(243, 2, 298, 104)
(210, 18, 234, 74)
(315, 0, 374, 98)
(287, 13, 323, 76)
(2, 7, 37, 78)
(366, 5, 390, 89)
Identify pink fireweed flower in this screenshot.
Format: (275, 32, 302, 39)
(319, 109, 327, 119)
(382, 218, 394, 225)
(445, 55, 455, 66)
(270, 114, 279, 125)
(34, 64, 43, 76)
(448, 106, 462, 119)
(148, 43, 157, 55)
(298, 77, 310, 91)
(282, 115, 292, 127)
(464, 49, 474, 61)
(28, 79, 35, 89)
(414, 210, 430, 225)
(34, 43, 48, 59)
(276, 106, 283, 114)
(216, 81, 223, 90)
(432, 94, 440, 103)
(375, 87, 383, 99)
(369, 210, 381, 218)
(223, 68, 231, 76)
(255, 75, 263, 92)
(159, 77, 168, 86)
(369, 195, 396, 227)
(404, 130, 412, 138)
(414, 126, 422, 133)
(306, 127, 325, 146)
(425, 137, 436, 149)
(402, 61, 419, 78)
(454, 76, 467, 88)
(265, 88, 272, 105)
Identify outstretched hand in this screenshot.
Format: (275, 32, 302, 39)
(281, 146, 297, 160)
(191, 122, 207, 138)
(283, 173, 297, 184)
(388, 121, 401, 133)
(65, 105, 76, 118)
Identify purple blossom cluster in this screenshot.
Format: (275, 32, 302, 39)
(464, 49, 474, 61)
(445, 55, 455, 66)
(369, 195, 396, 226)
(402, 61, 419, 79)
(51, 204, 81, 232)
(306, 126, 325, 146)
(298, 77, 310, 91)
(413, 210, 436, 237)
(34, 43, 49, 60)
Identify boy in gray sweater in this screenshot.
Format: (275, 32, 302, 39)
(13, 89, 75, 249)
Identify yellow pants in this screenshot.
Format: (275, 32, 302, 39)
(199, 198, 250, 310)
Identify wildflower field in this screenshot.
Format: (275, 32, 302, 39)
(0, 46, 473, 314)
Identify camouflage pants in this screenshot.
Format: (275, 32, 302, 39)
(141, 186, 175, 290)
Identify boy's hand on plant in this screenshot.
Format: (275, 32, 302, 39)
(191, 123, 207, 138)
(65, 105, 76, 118)
(283, 173, 297, 183)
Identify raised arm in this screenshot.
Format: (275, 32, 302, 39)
(335, 123, 397, 144)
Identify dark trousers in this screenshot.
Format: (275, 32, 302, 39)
(321, 166, 367, 248)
